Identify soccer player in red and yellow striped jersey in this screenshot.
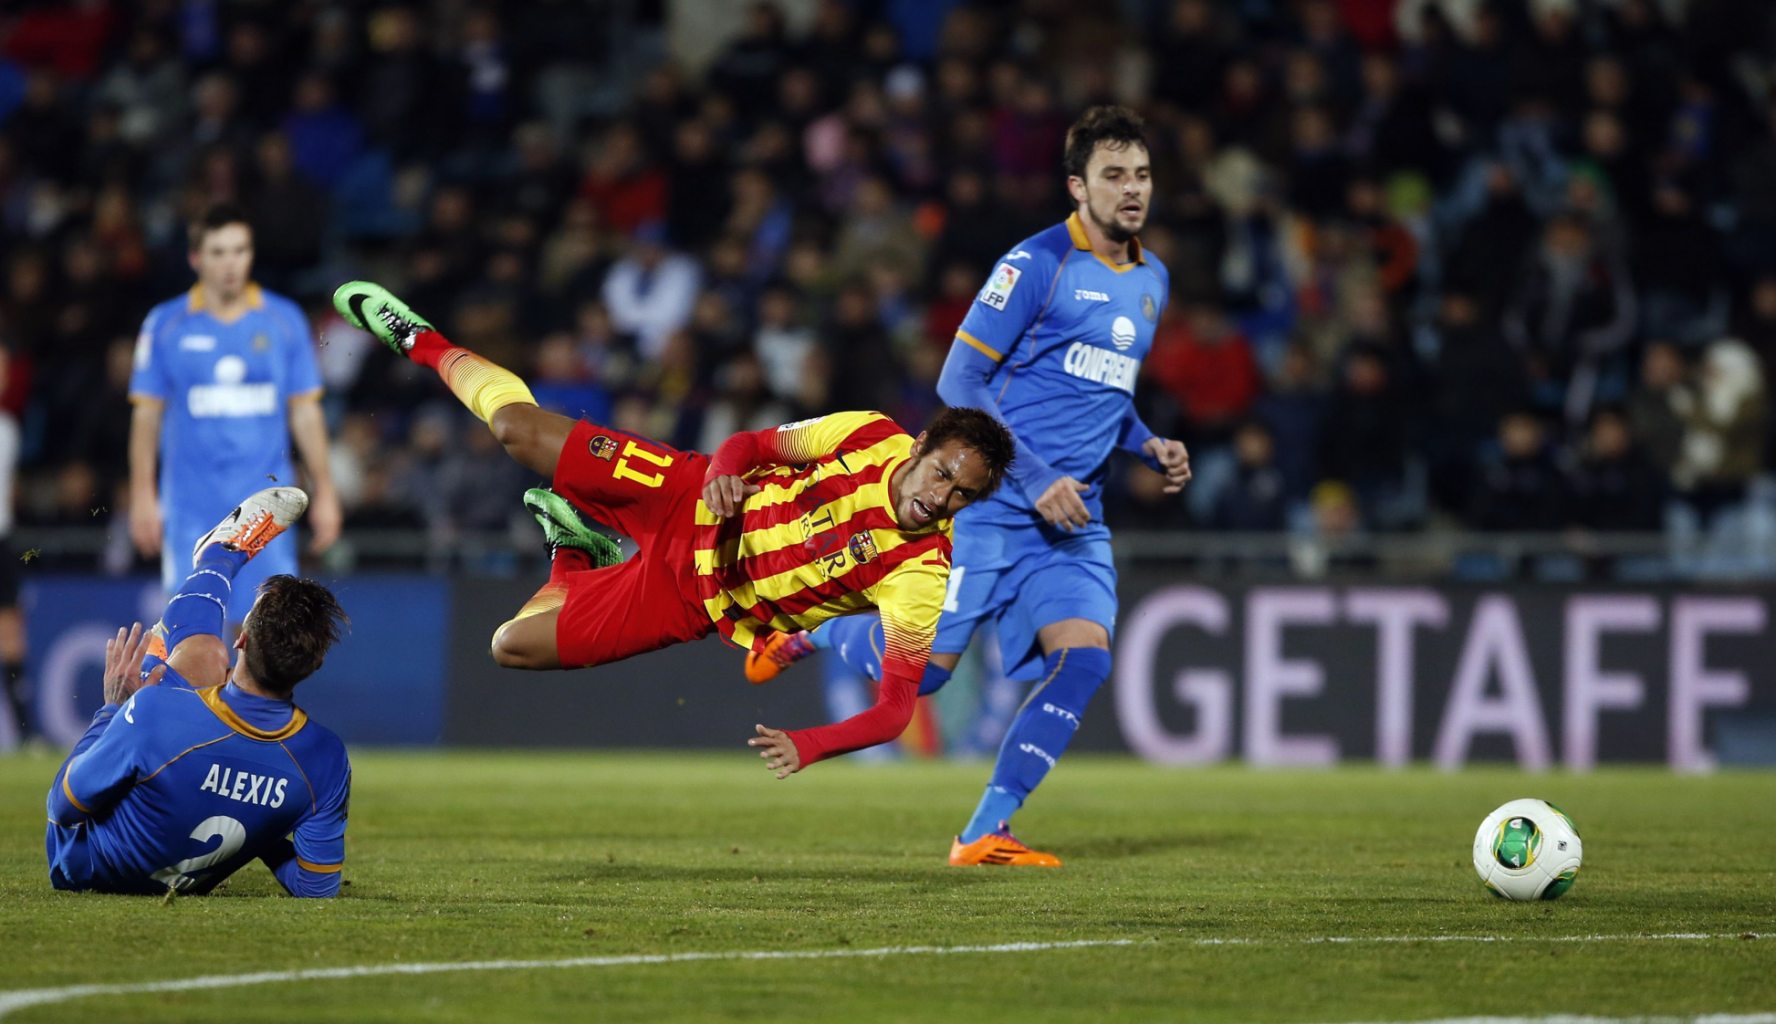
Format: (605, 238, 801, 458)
(333, 282, 1015, 775)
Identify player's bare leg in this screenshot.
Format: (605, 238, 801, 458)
(489, 488, 624, 670)
(487, 404, 576, 479)
(333, 281, 570, 476)
(490, 609, 561, 670)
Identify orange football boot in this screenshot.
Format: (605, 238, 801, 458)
(745, 630, 816, 684)
(948, 824, 1062, 867)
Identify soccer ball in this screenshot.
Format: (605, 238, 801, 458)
(1471, 798, 1583, 900)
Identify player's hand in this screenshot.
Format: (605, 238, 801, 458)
(1035, 476, 1092, 532)
(129, 493, 162, 558)
(703, 474, 761, 520)
(103, 623, 167, 705)
(1143, 437, 1193, 493)
(747, 724, 802, 779)
(308, 488, 343, 554)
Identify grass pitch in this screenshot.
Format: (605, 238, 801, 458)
(3, 751, 1773, 1022)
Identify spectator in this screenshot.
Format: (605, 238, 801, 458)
(1470, 410, 1565, 533)
(1672, 339, 1768, 523)
(601, 222, 701, 361)
(245, 132, 328, 288)
(753, 282, 817, 403)
(1210, 421, 1289, 531)
(1319, 343, 1411, 527)
(1565, 406, 1664, 533)
(1504, 212, 1636, 426)
(1425, 289, 1530, 513)
(281, 72, 363, 192)
(1147, 297, 1263, 447)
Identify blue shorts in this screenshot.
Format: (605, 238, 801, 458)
(162, 518, 299, 623)
(933, 519, 1117, 680)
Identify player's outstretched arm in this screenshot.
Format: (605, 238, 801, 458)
(47, 626, 167, 826)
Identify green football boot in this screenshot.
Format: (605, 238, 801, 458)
(523, 488, 624, 567)
(331, 280, 435, 358)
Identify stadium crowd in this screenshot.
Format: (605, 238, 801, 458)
(2, 0, 1776, 571)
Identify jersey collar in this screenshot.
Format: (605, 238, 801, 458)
(187, 282, 265, 314)
(1066, 212, 1145, 272)
(197, 684, 307, 742)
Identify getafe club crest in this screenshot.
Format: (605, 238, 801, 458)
(847, 532, 879, 565)
(1141, 293, 1157, 322)
(252, 332, 270, 352)
(588, 434, 620, 461)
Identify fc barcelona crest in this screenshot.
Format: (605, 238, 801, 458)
(588, 434, 620, 461)
(847, 532, 879, 565)
(1141, 293, 1157, 323)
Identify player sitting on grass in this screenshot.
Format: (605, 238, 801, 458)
(46, 488, 351, 896)
(333, 281, 1015, 778)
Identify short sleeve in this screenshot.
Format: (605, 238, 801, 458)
(954, 249, 1058, 362)
(128, 307, 172, 402)
(279, 303, 323, 400)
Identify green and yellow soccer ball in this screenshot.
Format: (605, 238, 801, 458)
(1472, 798, 1583, 900)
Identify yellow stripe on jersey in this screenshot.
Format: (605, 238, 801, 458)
(694, 409, 954, 646)
(771, 410, 895, 463)
(956, 329, 1004, 362)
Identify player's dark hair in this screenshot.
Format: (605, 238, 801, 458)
(241, 575, 349, 695)
(922, 407, 1015, 497)
(188, 202, 253, 251)
(1063, 105, 1149, 182)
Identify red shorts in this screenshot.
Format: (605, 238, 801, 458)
(550, 421, 715, 669)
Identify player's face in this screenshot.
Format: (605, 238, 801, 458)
(190, 224, 254, 301)
(1072, 141, 1152, 243)
(894, 435, 991, 530)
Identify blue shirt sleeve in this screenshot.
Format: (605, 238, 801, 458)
(128, 307, 172, 402)
(953, 250, 1058, 361)
(937, 341, 1064, 503)
(48, 692, 159, 825)
(280, 758, 349, 897)
(278, 301, 323, 399)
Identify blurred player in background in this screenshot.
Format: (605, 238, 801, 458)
(746, 106, 1191, 865)
(333, 281, 1015, 776)
(129, 204, 342, 623)
(47, 487, 352, 896)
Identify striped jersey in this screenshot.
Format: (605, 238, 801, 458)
(692, 411, 950, 704)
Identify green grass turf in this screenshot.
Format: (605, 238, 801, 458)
(3, 751, 1773, 1022)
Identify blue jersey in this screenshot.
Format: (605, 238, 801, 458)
(130, 284, 322, 537)
(46, 671, 350, 896)
(952, 213, 1169, 527)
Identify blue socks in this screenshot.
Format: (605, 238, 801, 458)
(163, 545, 250, 653)
(812, 613, 955, 694)
(809, 613, 883, 681)
(961, 647, 1111, 843)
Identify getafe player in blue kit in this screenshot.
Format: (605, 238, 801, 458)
(747, 106, 1191, 866)
(47, 487, 351, 896)
(129, 204, 342, 622)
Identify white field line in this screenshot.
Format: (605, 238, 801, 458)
(1319, 1017, 1776, 1024)
(0, 932, 1762, 1020)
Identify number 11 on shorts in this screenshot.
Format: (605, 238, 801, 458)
(612, 440, 675, 488)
